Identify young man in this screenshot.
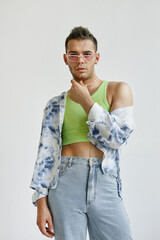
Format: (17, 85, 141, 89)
(30, 26, 135, 239)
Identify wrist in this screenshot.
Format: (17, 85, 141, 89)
(80, 96, 95, 116)
(36, 196, 48, 208)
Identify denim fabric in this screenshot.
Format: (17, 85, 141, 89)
(47, 156, 133, 240)
(30, 91, 135, 206)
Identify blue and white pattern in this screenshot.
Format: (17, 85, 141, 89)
(30, 91, 135, 206)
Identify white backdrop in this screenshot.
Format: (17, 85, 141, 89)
(1, 0, 160, 239)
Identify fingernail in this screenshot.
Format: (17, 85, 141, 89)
(51, 229, 54, 233)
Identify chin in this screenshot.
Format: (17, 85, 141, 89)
(75, 73, 88, 80)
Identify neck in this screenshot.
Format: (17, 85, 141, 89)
(83, 76, 103, 96)
(67, 75, 102, 95)
(77, 74, 97, 85)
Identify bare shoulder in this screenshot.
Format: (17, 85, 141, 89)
(107, 81, 133, 112)
(107, 80, 131, 91)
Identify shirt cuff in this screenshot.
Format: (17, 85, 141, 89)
(88, 102, 136, 130)
(32, 190, 48, 207)
(88, 102, 102, 121)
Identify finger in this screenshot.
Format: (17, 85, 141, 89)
(39, 223, 55, 238)
(47, 218, 54, 235)
(71, 79, 78, 85)
(46, 227, 55, 237)
(80, 80, 84, 85)
(70, 79, 74, 84)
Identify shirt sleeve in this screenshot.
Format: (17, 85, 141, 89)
(31, 190, 48, 207)
(86, 102, 135, 149)
(29, 100, 52, 207)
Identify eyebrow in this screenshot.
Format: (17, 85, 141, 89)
(68, 50, 93, 54)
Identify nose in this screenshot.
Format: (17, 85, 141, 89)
(77, 55, 85, 64)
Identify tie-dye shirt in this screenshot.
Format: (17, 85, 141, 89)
(30, 91, 136, 206)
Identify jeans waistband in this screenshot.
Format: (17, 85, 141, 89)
(61, 155, 103, 167)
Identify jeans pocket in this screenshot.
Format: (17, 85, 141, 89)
(58, 163, 70, 177)
(109, 166, 123, 200)
(108, 166, 118, 178)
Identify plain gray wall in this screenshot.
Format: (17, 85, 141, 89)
(1, 0, 160, 239)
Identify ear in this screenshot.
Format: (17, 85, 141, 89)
(63, 54, 68, 65)
(95, 52, 100, 64)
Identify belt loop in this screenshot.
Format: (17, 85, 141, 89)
(67, 157, 72, 168)
(89, 158, 93, 167)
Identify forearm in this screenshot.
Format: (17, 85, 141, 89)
(80, 96, 95, 116)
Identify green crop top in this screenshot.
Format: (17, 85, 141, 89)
(61, 80, 111, 146)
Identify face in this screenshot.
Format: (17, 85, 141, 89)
(63, 39, 100, 81)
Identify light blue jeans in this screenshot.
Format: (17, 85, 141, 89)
(47, 156, 133, 240)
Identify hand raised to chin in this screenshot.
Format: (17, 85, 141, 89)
(68, 79, 91, 104)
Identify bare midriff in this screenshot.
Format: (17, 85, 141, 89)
(61, 142, 104, 159)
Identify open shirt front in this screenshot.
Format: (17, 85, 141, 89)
(30, 91, 136, 206)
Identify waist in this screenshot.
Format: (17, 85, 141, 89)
(61, 155, 103, 166)
(61, 142, 104, 159)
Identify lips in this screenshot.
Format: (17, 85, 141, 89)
(76, 67, 86, 71)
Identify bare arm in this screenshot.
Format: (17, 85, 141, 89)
(81, 81, 135, 149)
(36, 196, 55, 238)
(80, 82, 133, 115)
(110, 82, 133, 112)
